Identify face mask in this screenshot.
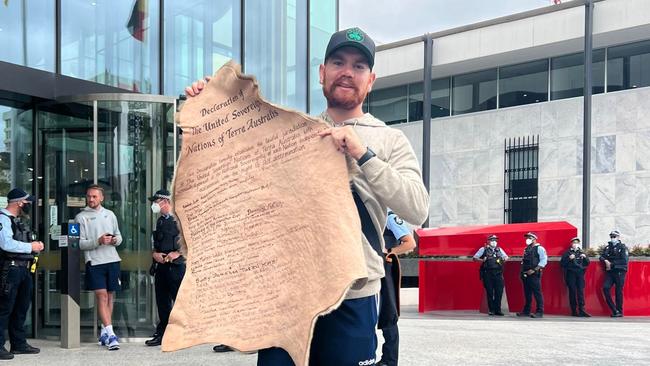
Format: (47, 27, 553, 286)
(571, 244, 580, 250)
(610, 237, 619, 244)
(525, 238, 533, 245)
(20, 203, 31, 216)
(151, 202, 161, 214)
(489, 241, 497, 248)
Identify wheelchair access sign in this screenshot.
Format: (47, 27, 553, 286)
(67, 222, 80, 249)
(68, 223, 80, 237)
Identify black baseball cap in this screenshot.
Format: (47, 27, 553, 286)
(7, 188, 35, 203)
(325, 27, 376, 69)
(148, 189, 171, 201)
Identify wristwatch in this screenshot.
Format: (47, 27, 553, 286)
(357, 147, 376, 166)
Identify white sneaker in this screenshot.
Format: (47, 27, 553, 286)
(107, 335, 120, 350)
(98, 333, 109, 346)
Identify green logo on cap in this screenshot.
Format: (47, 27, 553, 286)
(346, 28, 364, 42)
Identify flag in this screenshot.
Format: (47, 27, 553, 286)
(126, 0, 147, 42)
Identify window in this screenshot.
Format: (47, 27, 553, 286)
(504, 136, 538, 224)
(61, 0, 160, 93)
(164, 0, 241, 96)
(452, 69, 497, 115)
(499, 60, 548, 108)
(0, 0, 54, 71)
(245, 0, 308, 111)
(607, 40, 650, 92)
(309, 0, 337, 114)
(368, 85, 407, 125)
(551, 49, 605, 100)
(408, 78, 451, 121)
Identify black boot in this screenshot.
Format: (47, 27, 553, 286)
(213, 344, 234, 353)
(578, 309, 591, 317)
(10, 344, 40, 354)
(0, 347, 14, 360)
(530, 312, 543, 318)
(145, 335, 162, 347)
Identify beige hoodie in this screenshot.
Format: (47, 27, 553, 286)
(320, 112, 430, 299)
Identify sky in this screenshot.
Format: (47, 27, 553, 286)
(339, 0, 572, 45)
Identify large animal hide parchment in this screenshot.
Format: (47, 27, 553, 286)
(161, 61, 368, 366)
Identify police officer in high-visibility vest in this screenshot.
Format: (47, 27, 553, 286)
(145, 189, 186, 347)
(0, 188, 44, 360)
(516, 232, 547, 319)
(473, 234, 508, 316)
(560, 237, 591, 317)
(599, 230, 628, 317)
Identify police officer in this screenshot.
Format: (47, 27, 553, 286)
(376, 211, 416, 366)
(560, 237, 590, 317)
(599, 230, 628, 317)
(516, 232, 547, 319)
(145, 189, 186, 347)
(0, 188, 44, 360)
(473, 234, 508, 316)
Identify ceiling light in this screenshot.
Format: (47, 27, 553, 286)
(69, 159, 75, 163)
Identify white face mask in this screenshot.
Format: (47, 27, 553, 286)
(151, 202, 161, 214)
(489, 241, 497, 248)
(571, 243, 580, 250)
(525, 238, 533, 245)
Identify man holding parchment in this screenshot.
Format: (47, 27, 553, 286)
(186, 27, 429, 366)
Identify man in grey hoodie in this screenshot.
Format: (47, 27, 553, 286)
(186, 27, 429, 366)
(76, 184, 123, 350)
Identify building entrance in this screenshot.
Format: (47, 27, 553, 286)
(33, 94, 177, 341)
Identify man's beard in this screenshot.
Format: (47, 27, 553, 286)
(323, 77, 367, 110)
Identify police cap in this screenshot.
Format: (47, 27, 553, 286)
(487, 234, 498, 241)
(148, 189, 171, 202)
(609, 230, 620, 238)
(570, 237, 581, 243)
(7, 188, 35, 203)
(524, 232, 538, 240)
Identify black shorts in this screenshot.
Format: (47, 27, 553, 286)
(85, 261, 121, 292)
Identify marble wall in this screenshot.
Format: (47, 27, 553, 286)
(393, 86, 650, 247)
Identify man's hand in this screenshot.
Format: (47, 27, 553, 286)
(110, 236, 117, 245)
(167, 251, 181, 262)
(153, 252, 166, 264)
(31, 241, 44, 253)
(184, 76, 211, 97)
(569, 254, 576, 260)
(318, 126, 366, 160)
(605, 260, 612, 271)
(580, 254, 587, 258)
(98, 234, 113, 245)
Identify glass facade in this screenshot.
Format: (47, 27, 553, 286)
(0, 0, 55, 71)
(408, 78, 451, 121)
(245, 0, 308, 111)
(499, 60, 548, 108)
(1, 0, 334, 111)
(0, 106, 34, 200)
(164, 0, 241, 96)
(452, 69, 497, 115)
(61, 0, 160, 93)
(551, 49, 605, 100)
(607, 40, 650, 92)
(368, 85, 408, 125)
(309, 0, 337, 113)
(369, 39, 650, 121)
